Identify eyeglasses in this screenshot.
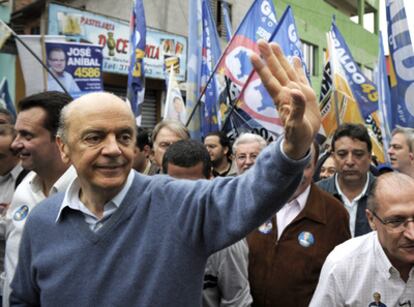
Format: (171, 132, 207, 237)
(371, 211, 414, 233)
(236, 153, 259, 162)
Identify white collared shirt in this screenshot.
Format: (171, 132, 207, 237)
(309, 231, 414, 307)
(56, 170, 135, 232)
(0, 164, 23, 205)
(335, 173, 370, 237)
(3, 166, 77, 307)
(276, 186, 310, 240)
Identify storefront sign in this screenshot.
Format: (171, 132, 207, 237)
(48, 3, 187, 80)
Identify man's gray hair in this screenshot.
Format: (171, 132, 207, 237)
(232, 133, 267, 154)
(392, 125, 414, 152)
(56, 103, 71, 143)
(152, 119, 190, 143)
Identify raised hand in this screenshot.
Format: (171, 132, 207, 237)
(251, 40, 321, 160)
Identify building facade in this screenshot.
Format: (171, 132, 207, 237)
(0, 0, 379, 129)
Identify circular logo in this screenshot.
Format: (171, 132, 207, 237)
(258, 220, 273, 234)
(13, 205, 29, 221)
(298, 231, 315, 248)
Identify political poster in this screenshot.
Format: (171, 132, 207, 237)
(45, 41, 103, 98)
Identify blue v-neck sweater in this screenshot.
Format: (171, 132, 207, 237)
(10, 139, 309, 307)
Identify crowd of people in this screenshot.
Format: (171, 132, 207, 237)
(0, 41, 413, 306)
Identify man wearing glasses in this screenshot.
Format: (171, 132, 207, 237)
(310, 172, 414, 307)
(232, 133, 267, 175)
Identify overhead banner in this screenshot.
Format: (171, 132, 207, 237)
(45, 41, 103, 98)
(48, 3, 187, 80)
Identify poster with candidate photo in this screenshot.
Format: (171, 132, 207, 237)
(45, 41, 103, 98)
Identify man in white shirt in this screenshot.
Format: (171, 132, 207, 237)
(317, 123, 375, 237)
(0, 108, 28, 304)
(310, 172, 414, 307)
(3, 91, 76, 306)
(388, 126, 414, 178)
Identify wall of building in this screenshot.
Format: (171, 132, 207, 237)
(274, 0, 379, 93)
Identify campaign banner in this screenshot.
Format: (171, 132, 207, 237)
(386, 0, 414, 128)
(15, 35, 66, 96)
(48, 3, 187, 80)
(45, 41, 103, 98)
(327, 23, 385, 162)
(238, 6, 305, 138)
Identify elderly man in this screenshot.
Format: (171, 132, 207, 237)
(162, 140, 252, 307)
(247, 141, 350, 306)
(310, 172, 414, 306)
(10, 41, 321, 306)
(151, 119, 190, 171)
(233, 133, 267, 175)
(317, 123, 375, 237)
(388, 126, 414, 178)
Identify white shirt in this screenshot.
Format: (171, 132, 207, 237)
(0, 164, 23, 206)
(56, 170, 135, 232)
(309, 231, 414, 307)
(335, 173, 370, 237)
(276, 186, 310, 240)
(3, 166, 77, 307)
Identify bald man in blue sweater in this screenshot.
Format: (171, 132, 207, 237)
(10, 41, 321, 306)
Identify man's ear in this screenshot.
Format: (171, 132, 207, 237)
(365, 209, 376, 231)
(56, 135, 71, 164)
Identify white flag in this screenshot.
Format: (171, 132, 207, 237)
(164, 68, 187, 124)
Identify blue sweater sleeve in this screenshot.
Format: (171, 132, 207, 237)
(158, 137, 310, 255)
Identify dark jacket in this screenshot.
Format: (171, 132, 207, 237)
(316, 173, 375, 236)
(247, 184, 351, 307)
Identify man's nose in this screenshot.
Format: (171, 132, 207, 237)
(102, 135, 122, 156)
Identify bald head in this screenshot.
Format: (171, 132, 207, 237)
(367, 172, 414, 212)
(58, 92, 135, 143)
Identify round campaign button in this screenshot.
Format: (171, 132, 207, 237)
(258, 220, 273, 234)
(298, 231, 315, 248)
(13, 205, 29, 221)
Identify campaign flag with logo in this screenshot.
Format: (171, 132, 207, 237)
(386, 0, 414, 129)
(327, 22, 385, 162)
(214, 0, 278, 126)
(0, 78, 16, 117)
(221, 1, 233, 42)
(127, 0, 146, 124)
(164, 67, 186, 124)
(236, 6, 307, 138)
(45, 41, 103, 98)
(199, 0, 222, 136)
(376, 32, 392, 157)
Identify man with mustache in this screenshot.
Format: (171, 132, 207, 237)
(310, 172, 414, 306)
(10, 41, 321, 306)
(3, 92, 76, 306)
(317, 123, 374, 237)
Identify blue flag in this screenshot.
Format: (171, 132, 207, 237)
(200, 0, 222, 136)
(127, 0, 146, 124)
(186, 0, 203, 139)
(386, 0, 414, 128)
(221, 1, 233, 42)
(376, 32, 392, 157)
(0, 78, 16, 117)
